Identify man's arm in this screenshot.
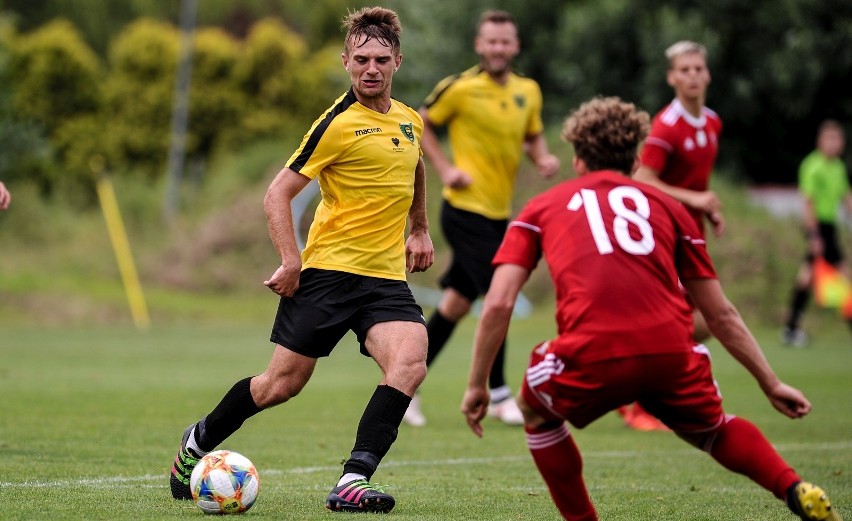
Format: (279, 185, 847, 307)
(0, 181, 10, 210)
(683, 278, 811, 418)
(634, 164, 724, 236)
(405, 157, 434, 273)
(417, 107, 471, 189)
(263, 167, 312, 296)
(524, 133, 560, 179)
(462, 263, 530, 436)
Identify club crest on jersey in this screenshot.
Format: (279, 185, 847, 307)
(514, 95, 526, 108)
(399, 123, 415, 144)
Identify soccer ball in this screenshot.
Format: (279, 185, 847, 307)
(190, 450, 260, 514)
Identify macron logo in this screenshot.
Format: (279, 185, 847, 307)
(355, 127, 382, 136)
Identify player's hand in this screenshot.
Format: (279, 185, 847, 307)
(263, 259, 301, 297)
(536, 154, 560, 179)
(707, 210, 725, 237)
(461, 386, 489, 437)
(440, 167, 473, 189)
(691, 190, 722, 215)
(765, 381, 811, 419)
(406, 230, 434, 273)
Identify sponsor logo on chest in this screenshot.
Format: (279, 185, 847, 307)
(355, 127, 382, 136)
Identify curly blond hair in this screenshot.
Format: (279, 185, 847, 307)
(561, 96, 650, 174)
(342, 6, 402, 56)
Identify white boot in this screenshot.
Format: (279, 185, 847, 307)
(488, 398, 524, 425)
(402, 394, 426, 427)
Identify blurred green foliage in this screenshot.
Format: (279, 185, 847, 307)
(0, 8, 345, 200)
(4, 17, 101, 194)
(0, 0, 850, 200)
(391, 0, 852, 184)
(0, 17, 52, 192)
(102, 18, 177, 177)
(10, 19, 100, 131)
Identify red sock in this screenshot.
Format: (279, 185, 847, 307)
(706, 416, 800, 499)
(526, 423, 597, 521)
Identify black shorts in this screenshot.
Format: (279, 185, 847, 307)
(270, 268, 425, 358)
(439, 201, 508, 301)
(805, 222, 844, 266)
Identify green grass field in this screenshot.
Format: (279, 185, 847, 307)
(1, 307, 849, 520)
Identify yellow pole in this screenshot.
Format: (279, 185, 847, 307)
(96, 176, 151, 329)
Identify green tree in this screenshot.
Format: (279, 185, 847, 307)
(102, 18, 178, 177)
(233, 18, 346, 142)
(10, 18, 101, 135)
(6, 18, 101, 193)
(187, 27, 244, 161)
(0, 16, 52, 190)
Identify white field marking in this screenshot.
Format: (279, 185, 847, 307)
(3, 440, 850, 489)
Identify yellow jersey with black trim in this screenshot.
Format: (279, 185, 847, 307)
(285, 88, 423, 281)
(423, 66, 544, 219)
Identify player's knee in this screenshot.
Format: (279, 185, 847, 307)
(517, 393, 548, 428)
(251, 373, 308, 407)
(675, 428, 717, 452)
(438, 289, 472, 320)
(383, 356, 426, 395)
(402, 358, 427, 389)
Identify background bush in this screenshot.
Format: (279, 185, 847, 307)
(0, 1, 849, 333)
(2, 0, 851, 195)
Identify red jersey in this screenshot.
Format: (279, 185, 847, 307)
(494, 171, 717, 364)
(639, 99, 722, 235)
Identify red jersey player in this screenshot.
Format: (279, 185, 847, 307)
(627, 40, 722, 429)
(635, 40, 724, 238)
(461, 97, 840, 521)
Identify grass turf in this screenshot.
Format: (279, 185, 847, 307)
(0, 312, 849, 520)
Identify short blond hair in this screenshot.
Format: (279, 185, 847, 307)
(561, 96, 650, 173)
(665, 40, 707, 68)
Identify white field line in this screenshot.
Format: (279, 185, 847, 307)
(2, 440, 850, 489)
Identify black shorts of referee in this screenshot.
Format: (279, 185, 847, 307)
(438, 201, 508, 302)
(270, 268, 425, 358)
(805, 222, 845, 266)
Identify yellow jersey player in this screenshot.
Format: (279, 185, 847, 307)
(404, 10, 559, 427)
(169, 7, 433, 514)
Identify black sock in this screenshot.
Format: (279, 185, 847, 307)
(488, 339, 507, 390)
(342, 385, 411, 480)
(425, 310, 457, 366)
(786, 481, 803, 515)
(786, 288, 810, 330)
(196, 376, 262, 452)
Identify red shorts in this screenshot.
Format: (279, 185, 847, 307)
(521, 341, 724, 434)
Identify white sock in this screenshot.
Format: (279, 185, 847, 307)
(489, 385, 512, 403)
(185, 427, 208, 456)
(338, 473, 366, 486)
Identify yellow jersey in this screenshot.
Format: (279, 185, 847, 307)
(423, 66, 544, 219)
(286, 88, 423, 280)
